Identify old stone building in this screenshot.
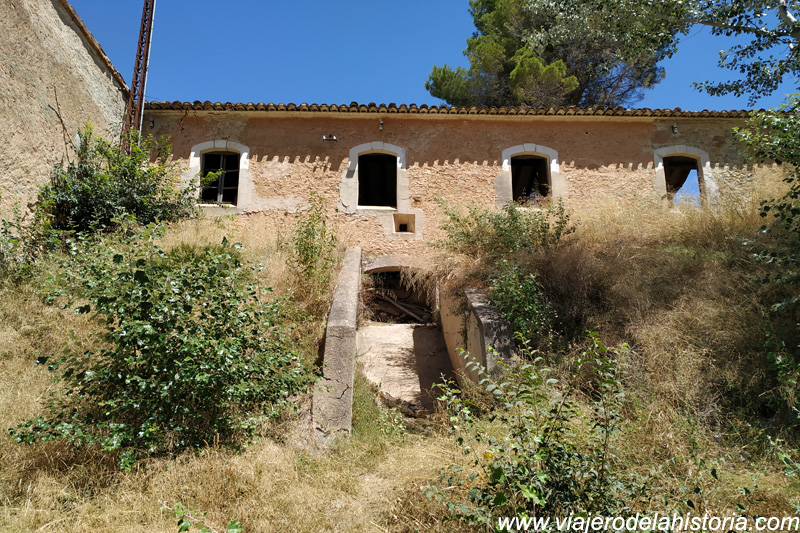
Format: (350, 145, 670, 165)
(0, 0, 127, 214)
(143, 101, 771, 259)
(0, 0, 778, 262)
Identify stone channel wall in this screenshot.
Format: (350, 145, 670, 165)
(440, 288, 519, 385)
(312, 246, 362, 444)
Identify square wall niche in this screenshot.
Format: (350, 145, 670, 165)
(393, 213, 416, 234)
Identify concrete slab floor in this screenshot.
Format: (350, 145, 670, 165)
(357, 322, 455, 414)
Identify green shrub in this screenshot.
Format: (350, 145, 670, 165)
(435, 198, 573, 261)
(11, 226, 309, 467)
(42, 125, 197, 232)
(0, 192, 59, 284)
(489, 260, 555, 350)
(425, 334, 650, 526)
(737, 97, 800, 417)
(289, 193, 338, 315)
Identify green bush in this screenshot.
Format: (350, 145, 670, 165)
(737, 97, 800, 417)
(11, 226, 309, 467)
(42, 125, 197, 232)
(489, 260, 555, 350)
(425, 334, 650, 526)
(289, 193, 338, 315)
(0, 192, 59, 284)
(435, 198, 573, 261)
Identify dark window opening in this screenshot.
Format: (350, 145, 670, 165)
(511, 155, 549, 203)
(358, 153, 397, 208)
(663, 156, 701, 205)
(393, 213, 415, 234)
(201, 152, 240, 205)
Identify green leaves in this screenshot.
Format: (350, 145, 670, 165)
(43, 125, 198, 233)
(426, 334, 636, 525)
(489, 260, 555, 351)
(289, 192, 338, 316)
(434, 197, 573, 262)
(426, 0, 683, 107)
(12, 228, 310, 467)
(686, 1, 800, 104)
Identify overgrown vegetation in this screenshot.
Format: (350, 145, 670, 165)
(427, 335, 642, 526)
(43, 126, 197, 232)
(0, 193, 58, 284)
(488, 261, 555, 351)
(288, 193, 339, 316)
(425, 179, 800, 527)
(434, 198, 573, 263)
(1, 129, 340, 478)
(10, 226, 309, 468)
(2, 118, 800, 531)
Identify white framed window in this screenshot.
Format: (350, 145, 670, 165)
(339, 142, 409, 214)
(495, 143, 566, 207)
(653, 145, 719, 207)
(185, 140, 251, 208)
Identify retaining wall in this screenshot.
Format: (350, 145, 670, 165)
(440, 288, 518, 385)
(312, 246, 362, 444)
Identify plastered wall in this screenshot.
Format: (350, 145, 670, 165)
(0, 0, 127, 213)
(146, 109, 781, 260)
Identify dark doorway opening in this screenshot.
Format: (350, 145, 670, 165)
(363, 270, 432, 324)
(358, 153, 397, 208)
(512, 155, 549, 203)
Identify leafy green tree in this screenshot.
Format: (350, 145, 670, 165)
(426, 0, 684, 108)
(686, 0, 800, 104)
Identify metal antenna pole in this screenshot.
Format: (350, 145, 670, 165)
(122, 0, 156, 151)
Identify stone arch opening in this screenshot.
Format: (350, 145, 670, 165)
(496, 143, 566, 207)
(358, 259, 454, 414)
(339, 141, 409, 214)
(653, 145, 719, 208)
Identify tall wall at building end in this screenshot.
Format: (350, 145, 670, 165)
(0, 0, 128, 213)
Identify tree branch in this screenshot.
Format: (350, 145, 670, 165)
(778, 0, 800, 44)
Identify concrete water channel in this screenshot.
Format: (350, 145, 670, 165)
(357, 266, 455, 415)
(312, 247, 517, 444)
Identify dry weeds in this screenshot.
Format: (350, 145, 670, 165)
(2, 195, 799, 531)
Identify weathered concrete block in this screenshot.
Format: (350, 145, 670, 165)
(312, 246, 362, 444)
(440, 288, 519, 385)
(464, 289, 519, 378)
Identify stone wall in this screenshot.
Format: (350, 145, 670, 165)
(440, 287, 519, 385)
(0, 0, 128, 213)
(145, 108, 782, 260)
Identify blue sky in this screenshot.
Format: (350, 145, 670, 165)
(69, 0, 796, 110)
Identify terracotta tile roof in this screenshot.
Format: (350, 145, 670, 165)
(145, 101, 757, 118)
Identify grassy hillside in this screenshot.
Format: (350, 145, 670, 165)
(1, 193, 799, 531)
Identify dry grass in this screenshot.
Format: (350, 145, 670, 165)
(529, 195, 799, 518)
(419, 186, 799, 521)
(0, 332, 460, 532)
(2, 193, 800, 531)
(159, 214, 295, 295)
(0, 214, 465, 532)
